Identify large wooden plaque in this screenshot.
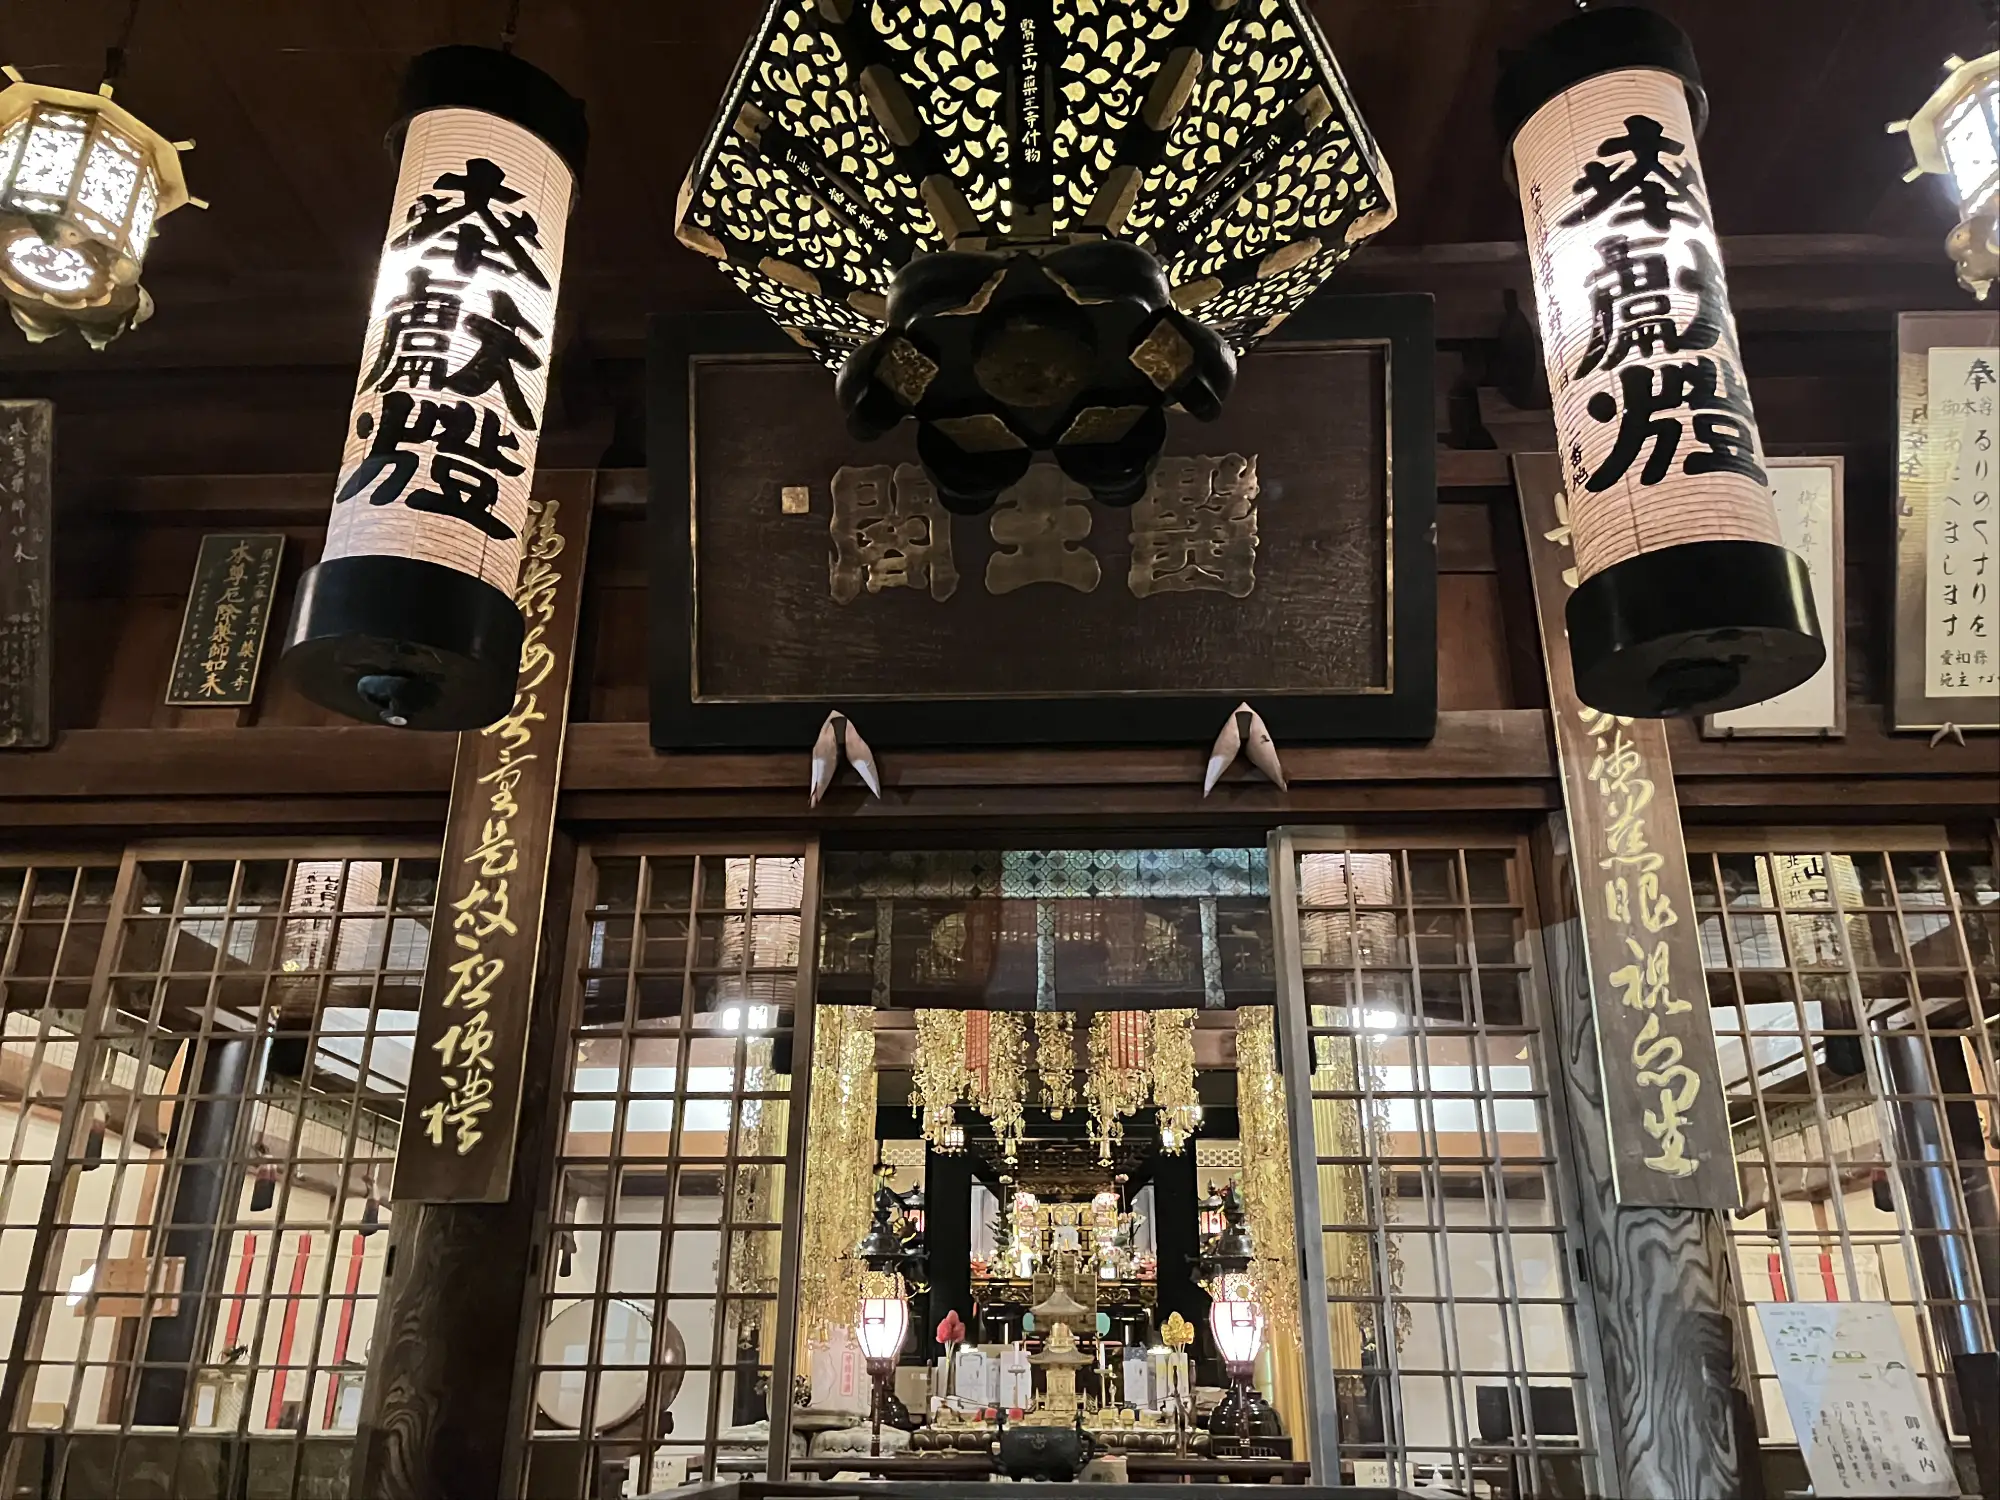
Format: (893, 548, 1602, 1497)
(1515, 452, 1740, 1212)
(394, 476, 593, 1203)
(650, 298, 1436, 749)
(0, 401, 52, 749)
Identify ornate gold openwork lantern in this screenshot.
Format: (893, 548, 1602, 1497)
(678, 1, 1395, 513)
(282, 46, 587, 731)
(1496, 7, 1824, 719)
(0, 67, 197, 347)
(1891, 51, 2000, 300)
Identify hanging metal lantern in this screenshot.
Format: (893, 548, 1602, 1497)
(0, 67, 198, 348)
(1496, 6, 1823, 718)
(677, 1, 1396, 513)
(1890, 50, 1999, 301)
(282, 46, 586, 731)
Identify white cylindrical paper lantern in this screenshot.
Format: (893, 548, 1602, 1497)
(1497, 7, 1823, 717)
(282, 47, 586, 730)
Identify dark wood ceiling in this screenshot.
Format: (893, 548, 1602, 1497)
(0, 0, 1981, 379)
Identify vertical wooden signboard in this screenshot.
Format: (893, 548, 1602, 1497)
(1514, 451, 1740, 1212)
(393, 476, 593, 1203)
(0, 401, 52, 749)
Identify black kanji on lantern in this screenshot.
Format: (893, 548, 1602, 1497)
(1575, 234, 1728, 379)
(444, 289, 544, 429)
(364, 266, 468, 392)
(1560, 114, 1709, 233)
(1584, 354, 1766, 491)
(392, 157, 549, 288)
(335, 390, 523, 541)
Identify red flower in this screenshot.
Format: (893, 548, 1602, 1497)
(936, 1310, 966, 1346)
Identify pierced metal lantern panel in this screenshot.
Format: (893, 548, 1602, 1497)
(0, 79, 190, 347)
(677, 0, 1398, 370)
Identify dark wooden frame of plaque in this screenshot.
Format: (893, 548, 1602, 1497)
(1893, 311, 2000, 733)
(648, 295, 1437, 750)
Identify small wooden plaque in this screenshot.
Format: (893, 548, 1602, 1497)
(0, 400, 53, 749)
(165, 533, 286, 707)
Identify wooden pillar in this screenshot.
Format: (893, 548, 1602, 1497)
(923, 1149, 973, 1361)
(347, 833, 576, 1500)
(1530, 813, 1749, 1499)
(1150, 1148, 1207, 1350)
(348, 475, 595, 1500)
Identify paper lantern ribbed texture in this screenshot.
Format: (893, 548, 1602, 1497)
(282, 47, 587, 731)
(1496, 7, 1823, 718)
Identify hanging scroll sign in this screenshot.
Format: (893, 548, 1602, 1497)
(1892, 314, 2000, 731)
(1498, 7, 1824, 719)
(281, 46, 588, 731)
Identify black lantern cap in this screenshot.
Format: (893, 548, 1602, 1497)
(1494, 5, 1708, 158)
(1566, 540, 1825, 718)
(856, 1187, 909, 1274)
(392, 45, 589, 191)
(1200, 1184, 1256, 1278)
(281, 556, 527, 731)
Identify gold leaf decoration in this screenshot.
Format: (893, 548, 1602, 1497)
(799, 1002, 879, 1340)
(1234, 1004, 1300, 1346)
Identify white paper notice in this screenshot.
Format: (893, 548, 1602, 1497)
(1925, 346, 1999, 697)
(1710, 460, 1839, 732)
(1756, 1303, 1958, 1497)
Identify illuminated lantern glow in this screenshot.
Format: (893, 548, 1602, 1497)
(282, 47, 587, 731)
(1496, 7, 1823, 718)
(1208, 1271, 1266, 1368)
(0, 67, 197, 348)
(1890, 50, 1999, 301)
(855, 1273, 911, 1365)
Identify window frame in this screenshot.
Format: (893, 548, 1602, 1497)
(1270, 825, 1613, 1493)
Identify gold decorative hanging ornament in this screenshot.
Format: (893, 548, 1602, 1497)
(912, 1008, 970, 1148)
(1890, 50, 1999, 300)
(1150, 1008, 1201, 1153)
(1087, 1011, 1151, 1165)
(1036, 1010, 1076, 1119)
(1496, 8, 1822, 718)
(799, 1002, 879, 1339)
(281, 46, 588, 731)
(0, 57, 200, 348)
(973, 1009, 1028, 1163)
(1233, 1005, 1299, 1345)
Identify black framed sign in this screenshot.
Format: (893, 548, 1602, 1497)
(648, 296, 1436, 750)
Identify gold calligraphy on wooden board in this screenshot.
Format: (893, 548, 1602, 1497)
(165, 533, 285, 707)
(1514, 451, 1740, 1212)
(0, 400, 52, 749)
(825, 455, 1259, 603)
(394, 474, 594, 1204)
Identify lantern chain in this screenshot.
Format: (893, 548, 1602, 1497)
(499, 0, 525, 54)
(102, 0, 143, 90)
